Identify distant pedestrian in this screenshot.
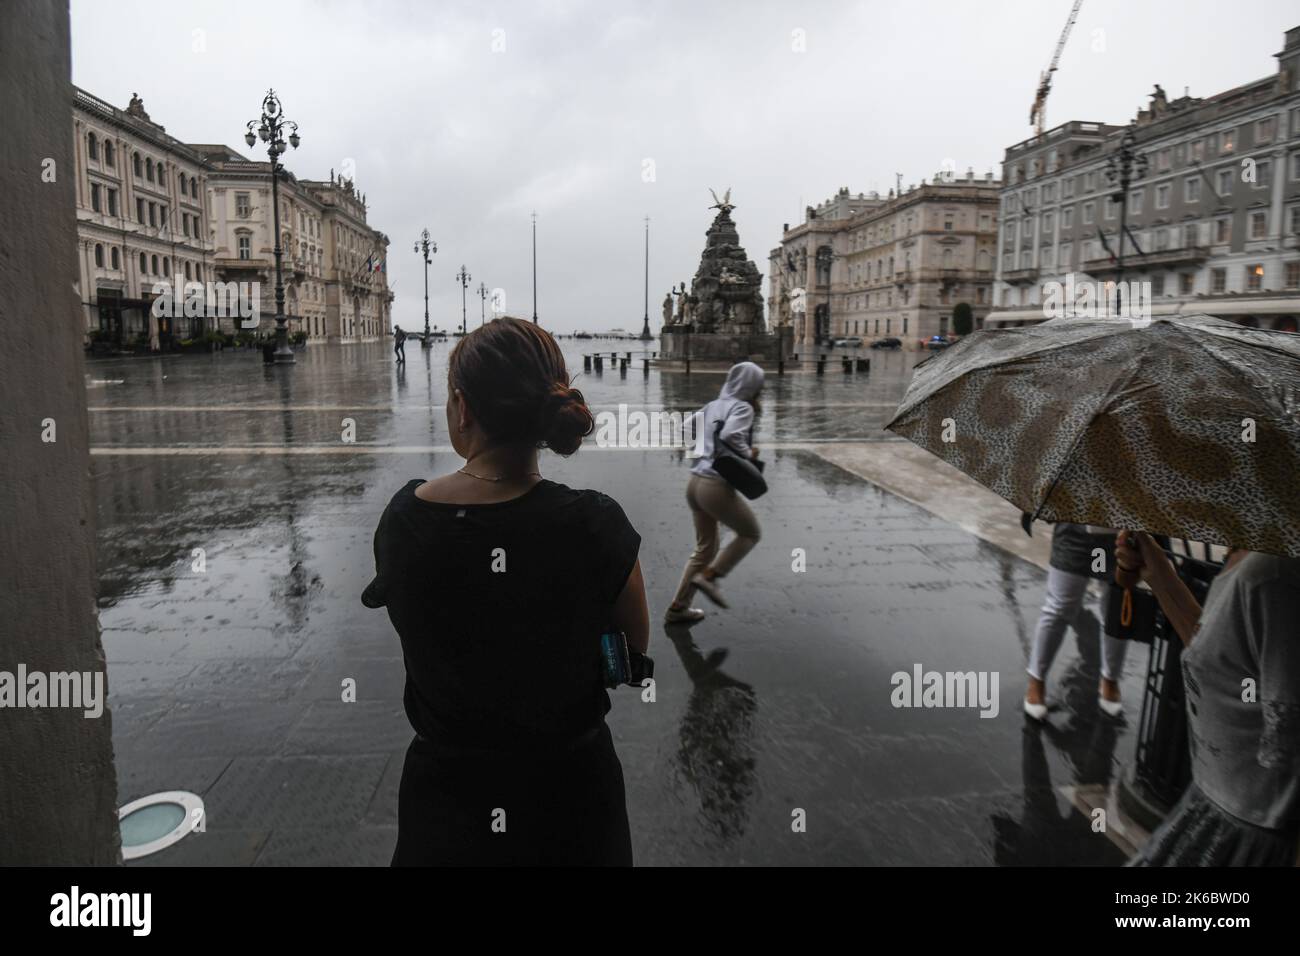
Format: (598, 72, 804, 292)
(393, 325, 407, 363)
(1023, 522, 1129, 720)
(666, 361, 764, 624)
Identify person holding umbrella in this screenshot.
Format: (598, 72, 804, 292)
(886, 313, 1300, 864)
(1115, 533, 1299, 866)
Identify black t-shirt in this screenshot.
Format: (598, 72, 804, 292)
(363, 478, 641, 749)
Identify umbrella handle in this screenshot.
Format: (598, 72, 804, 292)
(1115, 529, 1142, 590)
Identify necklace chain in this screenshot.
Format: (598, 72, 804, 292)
(457, 467, 541, 483)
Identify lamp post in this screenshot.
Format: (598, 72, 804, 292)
(456, 265, 471, 335)
(477, 281, 488, 327)
(244, 89, 300, 364)
(639, 215, 652, 341)
(413, 229, 436, 347)
(531, 211, 538, 325)
(1103, 124, 1149, 312)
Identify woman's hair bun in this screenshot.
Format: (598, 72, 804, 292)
(541, 383, 594, 456)
(447, 317, 593, 455)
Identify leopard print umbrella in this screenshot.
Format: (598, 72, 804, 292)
(886, 314, 1300, 557)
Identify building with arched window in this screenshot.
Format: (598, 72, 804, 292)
(73, 86, 392, 350)
(73, 88, 211, 349)
(769, 172, 1002, 350)
(196, 143, 391, 343)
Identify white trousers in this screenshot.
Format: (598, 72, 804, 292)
(1026, 566, 1129, 684)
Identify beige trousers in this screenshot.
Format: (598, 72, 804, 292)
(671, 474, 761, 606)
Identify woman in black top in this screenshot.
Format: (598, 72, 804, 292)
(363, 317, 649, 866)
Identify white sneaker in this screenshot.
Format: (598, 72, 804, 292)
(690, 574, 728, 608)
(1098, 696, 1124, 718)
(1023, 698, 1048, 722)
(664, 606, 706, 625)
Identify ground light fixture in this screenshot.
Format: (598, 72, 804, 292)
(117, 790, 205, 861)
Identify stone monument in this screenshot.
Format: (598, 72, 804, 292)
(659, 189, 789, 364)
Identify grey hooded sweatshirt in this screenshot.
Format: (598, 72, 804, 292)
(689, 361, 764, 479)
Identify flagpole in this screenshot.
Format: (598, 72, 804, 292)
(531, 211, 538, 325)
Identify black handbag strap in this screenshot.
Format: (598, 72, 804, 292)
(711, 400, 751, 460)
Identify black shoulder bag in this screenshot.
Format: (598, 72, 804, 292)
(711, 409, 767, 500)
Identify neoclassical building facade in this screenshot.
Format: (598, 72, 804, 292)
(72, 87, 392, 347)
(72, 89, 213, 346)
(989, 25, 1300, 331)
(769, 172, 1001, 351)
(197, 146, 392, 343)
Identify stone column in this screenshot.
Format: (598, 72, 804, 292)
(0, 0, 121, 864)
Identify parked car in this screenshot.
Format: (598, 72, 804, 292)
(870, 337, 902, 350)
(925, 335, 952, 351)
(832, 336, 863, 348)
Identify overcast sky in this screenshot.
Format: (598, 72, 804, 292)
(71, 0, 1298, 333)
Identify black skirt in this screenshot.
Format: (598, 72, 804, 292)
(391, 721, 633, 867)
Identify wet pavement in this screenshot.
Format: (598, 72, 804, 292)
(89, 341, 1138, 865)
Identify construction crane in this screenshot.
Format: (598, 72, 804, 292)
(1028, 0, 1084, 138)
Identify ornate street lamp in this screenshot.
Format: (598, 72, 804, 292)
(455, 265, 471, 335)
(1103, 124, 1149, 307)
(477, 281, 488, 327)
(244, 89, 300, 364)
(414, 229, 436, 347)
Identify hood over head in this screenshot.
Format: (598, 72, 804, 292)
(717, 361, 764, 403)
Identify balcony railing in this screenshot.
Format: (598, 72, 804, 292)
(1082, 245, 1210, 273)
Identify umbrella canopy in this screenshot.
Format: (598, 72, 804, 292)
(885, 315, 1300, 557)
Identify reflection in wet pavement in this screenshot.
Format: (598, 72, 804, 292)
(90, 342, 1133, 865)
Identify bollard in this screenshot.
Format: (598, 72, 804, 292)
(619, 358, 627, 378)
(594, 355, 603, 373)
(856, 357, 870, 373)
(583, 354, 591, 372)
(778, 356, 785, 375)
(642, 358, 649, 377)
(816, 359, 825, 376)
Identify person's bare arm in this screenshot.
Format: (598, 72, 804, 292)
(612, 559, 650, 654)
(1116, 531, 1203, 646)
